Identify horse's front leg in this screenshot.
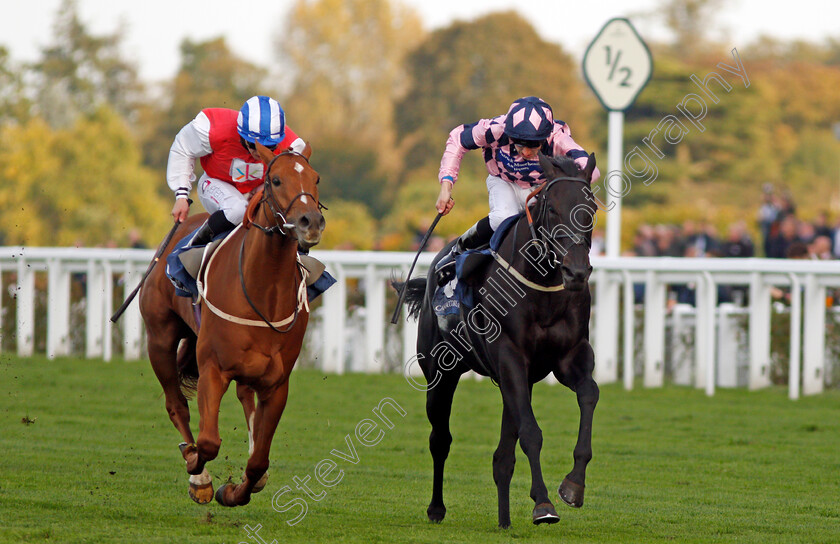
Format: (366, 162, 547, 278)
(497, 344, 558, 525)
(216, 380, 290, 507)
(236, 383, 268, 493)
(185, 362, 230, 476)
(556, 341, 599, 508)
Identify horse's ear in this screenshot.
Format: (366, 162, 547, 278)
(255, 142, 276, 164)
(301, 141, 312, 160)
(583, 152, 596, 182)
(538, 152, 559, 179)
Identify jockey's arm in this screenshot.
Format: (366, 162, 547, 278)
(550, 123, 601, 184)
(167, 112, 213, 205)
(436, 119, 493, 214)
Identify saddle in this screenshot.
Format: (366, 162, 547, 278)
(433, 214, 522, 287)
(165, 225, 334, 301)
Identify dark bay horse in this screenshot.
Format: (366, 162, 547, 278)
(395, 153, 599, 528)
(139, 143, 324, 507)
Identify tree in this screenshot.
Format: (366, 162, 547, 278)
(30, 0, 142, 127)
(0, 47, 30, 124)
(395, 11, 596, 174)
(317, 200, 378, 250)
(139, 37, 269, 176)
(281, 0, 424, 152)
(0, 107, 170, 247)
(657, 0, 724, 56)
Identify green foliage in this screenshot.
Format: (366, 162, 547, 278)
(4, 1, 840, 249)
(395, 11, 597, 173)
(379, 168, 490, 250)
(0, 107, 170, 247)
(0, 47, 30, 124)
(310, 140, 391, 219)
(283, 0, 424, 150)
(29, 0, 142, 127)
(318, 200, 378, 250)
(140, 37, 269, 175)
(281, 0, 425, 226)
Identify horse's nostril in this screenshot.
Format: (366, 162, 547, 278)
(319, 215, 326, 230)
(298, 215, 310, 228)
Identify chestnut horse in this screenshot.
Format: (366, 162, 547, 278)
(139, 143, 324, 507)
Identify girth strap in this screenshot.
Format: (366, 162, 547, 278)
(491, 251, 565, 292)
(196, 223, 309, 328)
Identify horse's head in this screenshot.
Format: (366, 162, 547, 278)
(534, 152, 598, 291)
(254, 142, 325, 249)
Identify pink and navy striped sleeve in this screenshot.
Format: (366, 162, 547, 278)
(550, 122, 601, 183)
(439, 115, 506, 184)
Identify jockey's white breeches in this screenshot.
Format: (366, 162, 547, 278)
(486, 175, 537, 231)
(197, 174, 248, 224)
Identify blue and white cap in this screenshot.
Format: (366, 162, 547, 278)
(237, 95, 286, 146)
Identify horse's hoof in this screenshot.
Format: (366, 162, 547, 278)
(252, 472, 269, 494)
(532, 502, 560, 525)
(559, 477, 585, 508)
(189, 482, 214, 505)
(215, 483, 236, 507)
(427, 504, 446, 523)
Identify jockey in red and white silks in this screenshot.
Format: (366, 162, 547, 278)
(435, 96, 601, 252)
(167, 95, 306, 246)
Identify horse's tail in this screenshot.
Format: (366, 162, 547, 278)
(391, 277, 428, 320)
(176, 334, 199, 398)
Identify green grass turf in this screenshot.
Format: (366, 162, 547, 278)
(0, 354, 838, 543)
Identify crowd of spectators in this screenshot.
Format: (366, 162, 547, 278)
(605, 185, 838, 261)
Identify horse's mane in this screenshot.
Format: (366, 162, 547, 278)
(547, 154, 583, 178)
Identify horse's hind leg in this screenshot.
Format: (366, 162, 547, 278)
(147, 328, 213, 504)
(426, 371, 459, 523)
(493, 403, 518, 528)
(236, 383, 268, 493)
(558, 342, 599, 508)
(216, 381, 290, 507)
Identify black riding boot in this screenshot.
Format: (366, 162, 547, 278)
(454, 216, 494, 254)
(435, 216, 494, 285)
(187, 210, 235, 248)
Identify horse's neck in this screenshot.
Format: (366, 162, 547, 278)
(497, 216, 563, 286)
(241, 228, 299, 287)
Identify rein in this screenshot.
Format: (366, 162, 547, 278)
(249, 150, 326, 237)
(195, 223, 309, 331)
(494, 175, 592, 291)
(197, 150, 321, 333)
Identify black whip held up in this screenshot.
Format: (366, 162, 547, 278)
(110, 219, 182, 323)
(390, 211, 443, 324)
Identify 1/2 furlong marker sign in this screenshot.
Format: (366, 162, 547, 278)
(582, 18, 652, 388)
(582, 17, 652, 258)
(583, 17, 653, 112)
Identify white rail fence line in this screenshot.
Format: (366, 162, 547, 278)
(2, 247, 839, 399)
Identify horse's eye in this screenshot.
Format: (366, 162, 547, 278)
(316, 177, 320, 185)
(272, 177, 281, 186)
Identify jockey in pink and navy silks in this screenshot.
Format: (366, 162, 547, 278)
(435, 96, 600, 253)
(167, 95, 307, 247)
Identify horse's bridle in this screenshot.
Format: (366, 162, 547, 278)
(239, 150, 325, 333)
(523, 176, 593, 267)
(249, 150, 326, 237)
